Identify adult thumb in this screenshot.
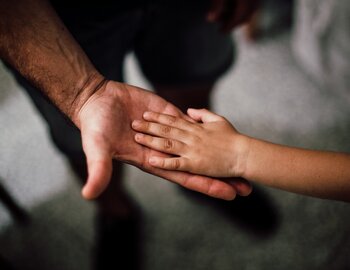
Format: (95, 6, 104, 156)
(81, 134, 113, 200)
(187, 108, 223, 123)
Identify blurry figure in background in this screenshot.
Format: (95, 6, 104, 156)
(132, 0, 350, 204)
(207, 0, 260, 33)
(243, 0, 294, 41)
(293, 0, 350, 105)
(132, 109, 350, 202)
(0, 0, 259, 269)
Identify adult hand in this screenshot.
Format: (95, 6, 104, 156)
(207, 0, 260, 32)
(76, 81, 252, 200)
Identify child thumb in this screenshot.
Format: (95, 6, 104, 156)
(187, 108, 223, 123)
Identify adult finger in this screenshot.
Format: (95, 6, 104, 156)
(149, 156, 190, 171)
(146, 165, 238, 200)
(227, 178, 252, 196)
(81, 133, 113, 200)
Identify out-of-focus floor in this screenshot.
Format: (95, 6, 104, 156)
(0, 27, 350, 269)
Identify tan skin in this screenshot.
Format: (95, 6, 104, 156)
(132, 109, 350, 202)
(0, 0, 256, 203)
(78, 81, 250, 200)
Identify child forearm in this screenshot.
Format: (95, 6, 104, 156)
(242, 137, 350, 201)
(130, 109, 350, 201)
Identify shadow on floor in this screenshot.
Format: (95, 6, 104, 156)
(181, 185, 281, 239)
(0, 190, 94, 270)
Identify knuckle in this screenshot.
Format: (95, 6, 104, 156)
(159, 158, 166, 168)
(165, 115, 177, 125)
(181, 158, 188, 170)
(153, 113, 161, 122)
(190, 135, 201, 145)
(206, 179, 216, 197)
(164, 138, 173, 149)
(146, 135, 153, 143)
(171, 159, 181, 169)
(160, 125, 172, 135)
(191, 124, 202, 132)
(143, 121, 150, 131)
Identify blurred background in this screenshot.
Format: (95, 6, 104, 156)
(1, 0, 350, 269)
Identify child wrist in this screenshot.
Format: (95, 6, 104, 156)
(230, 134, 252, 178)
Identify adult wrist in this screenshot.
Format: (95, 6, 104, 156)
(70, 72, 108, 127)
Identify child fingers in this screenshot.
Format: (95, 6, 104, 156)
(132, 120, 186, 140)
(149, 156, 188, 171)
(135, 133, 185, 155)
(143, 111, 196, 131)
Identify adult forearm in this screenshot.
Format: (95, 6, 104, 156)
(243, 138, 350, 201)
(0, 0, 104, 126)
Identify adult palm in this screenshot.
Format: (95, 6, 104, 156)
(78, 81, 252, 200)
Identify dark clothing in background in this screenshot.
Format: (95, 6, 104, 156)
(8, 2, 234, 169)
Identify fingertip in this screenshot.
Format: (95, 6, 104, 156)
(131, 120, 141, 129)
(81, 180, 105, 201)
(226, 192, 237, 201)
(187, 108, 197, 114)
(83, 158, 112, 200)
(81, 185, 97, 200)
(188, 108, 221, 123)
(220, 186, 237, 201)
(134, 133, 143, 142)
(143, 111, 152, 120)
(204, 178, 238, 201)
(187, 108, 200, 120)
(229, 179, 253, 197)
(81, 173, 106, 200)
(221, 186, 237, 201)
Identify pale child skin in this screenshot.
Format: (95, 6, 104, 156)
(132, 108, 350, 202)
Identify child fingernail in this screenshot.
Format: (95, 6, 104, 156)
(135, 133, 143, 141)
(143, 111, 151, 118)
(132, 120, 141, 128)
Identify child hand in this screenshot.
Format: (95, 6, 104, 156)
(131, 108, 251, 178)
